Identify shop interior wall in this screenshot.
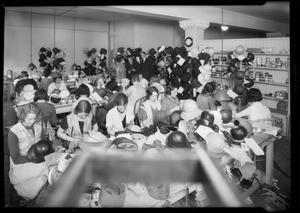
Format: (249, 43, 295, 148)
(204, 27, 267, 40)
(133, 18, 185, 54)
(4, 11, 109, 77)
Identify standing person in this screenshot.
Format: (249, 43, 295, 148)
(138, 86, 161, 128)
(177, 72, 192, 106)
(47, 72, 68, 96)
(125, 55, 141, 80)
(39, 68, 53, 93)
(8, 100, 49, 201)
(56, 100, 100, 150)
(122, 74, 146, 117)
(161, 85, 181, 117)
(106, 93, 134, 137)
(115, 55, 127, 82)
(140, 51, 155, 82)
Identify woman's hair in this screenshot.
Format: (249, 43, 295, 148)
(131, 74, 140, 83)
(34, 88, 49, 102)
(53, 77, 62, 82)
(116, 93, 128, 106)
(43, 68, 52, 77)
(75, 84, 90, 99)
(149, 75, 159, 85)
(165, 84, 177, 95)
(146, 86, 159, 100)
(246, 88, 262, 102)
(74, 100, 92, 114)
(201, 81, 216, 94)
(15, 102, 42, 123)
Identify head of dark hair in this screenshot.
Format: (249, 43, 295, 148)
(43, 68, 52, 77)
(146, 86, 159, 100)
(165, 84, 177, 95)
(149, 75, 159, 85)
(34, 88, 49, 102)
(131, 74, 140, 83)
(116, 93, 128, 106)
(74, 100, 92, 114)
(75, 84, 90, 99)
(201, 81, 216, 94)
(246, 88, 262, 102)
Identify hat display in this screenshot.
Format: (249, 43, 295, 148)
(113, 137, 138, 151)
(21, 84, 36, 101)
(200, 111, 215, 126)
(50, 93, 61, 104)
(233, 118, 253, 137)
(99, 183, 126, 207)
(181, 100, 203, 121)
(205, 132, 225, 159)
(230, 120, 248, 142)
(59, 90, 70, 99)
(166, 131, 191, 149)
(219, 108, 233, 124)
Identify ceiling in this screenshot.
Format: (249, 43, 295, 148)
(5, 3, 289, 25)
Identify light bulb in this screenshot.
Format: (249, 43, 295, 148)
(221, 25, 229, 31)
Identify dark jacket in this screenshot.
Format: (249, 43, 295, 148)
(141, 56, 155, 81)
(125, 59, 141, 79)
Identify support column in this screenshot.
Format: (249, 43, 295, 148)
(179, 20, 210, 51)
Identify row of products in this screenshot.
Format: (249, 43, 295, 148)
(256, 57, 289, 69)
(254, 71, 274, 82)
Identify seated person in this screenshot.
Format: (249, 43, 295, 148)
(47, 72, 68, 96)
(106, 93, 134, 137)
(138, 86, 161, 128)
(196, 81, 218, 111)
(34, 88, 58, 127)
(39, 68, 53, 93)
(8, 100, 49, 200)
(161, 84, 181, 117)
(234, 88, 271, 122)
(149, 75, 165, 101)
(122, 74, 146, 117)
(57, 100, 99, 149)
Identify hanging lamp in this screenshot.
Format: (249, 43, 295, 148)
(27, 7, 35, 71)
(213, 6, 231, 104)
(70, 11, 77, 72)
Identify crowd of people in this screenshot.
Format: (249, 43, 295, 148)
(6, 44, 275, 207)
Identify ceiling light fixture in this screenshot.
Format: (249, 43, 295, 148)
(221, 25, 229, 31)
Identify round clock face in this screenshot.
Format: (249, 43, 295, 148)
(185, 37, 193, 47)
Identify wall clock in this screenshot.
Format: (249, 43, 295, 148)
(185, 37, 193, 47)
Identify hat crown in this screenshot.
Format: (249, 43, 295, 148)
(182, 100, 200, 113)
(206, 132, 225, 153)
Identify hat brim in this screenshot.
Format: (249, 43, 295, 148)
(181, 109, 202, 121)
(207, 150, 224, 159)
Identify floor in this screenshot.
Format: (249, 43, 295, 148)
(2, 99, 292, 209)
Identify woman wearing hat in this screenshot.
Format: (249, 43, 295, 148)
(8, 100, 49, 201)
(47, 72, 68, 96)
(138, 86, 161, 128)
(149, 75, 165, 101)
(57, 100, 101, 150)
(234, 88, 271, 122)
(161, 85, 180, 117)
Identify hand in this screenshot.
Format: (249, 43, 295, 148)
(72, 138, 80, 146)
